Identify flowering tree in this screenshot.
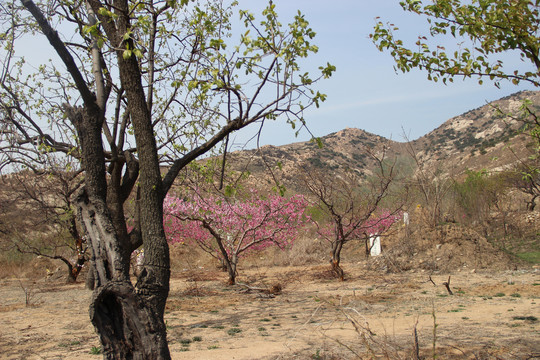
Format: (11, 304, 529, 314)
(164, 191, 309, 285)
(316, 209, 401, 261)
(301, 148, 405, 280)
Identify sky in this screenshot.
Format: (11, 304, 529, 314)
(12, 0, 537, 152)
(231, 0, 537, 149)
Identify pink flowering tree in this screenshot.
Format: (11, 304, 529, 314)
(164, 190, 309, 285)
(301, 149, 405, 280)
(316, 209, 401, 265)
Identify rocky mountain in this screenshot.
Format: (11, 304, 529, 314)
(411, 90, 540, 176)
(223, 90, 540, 189)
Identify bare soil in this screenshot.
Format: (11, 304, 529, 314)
(1, 262, 539, 360)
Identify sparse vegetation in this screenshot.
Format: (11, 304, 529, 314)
(517, 251, 540, 263)
(179, 338, 192, 345)
(89, 346, 101, 355)
(0, 256, 538, 359)
(227, 327, 242, 336)
(512, 316, 538, 322)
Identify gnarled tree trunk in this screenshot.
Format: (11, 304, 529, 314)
(74, 162, 170, 359)
(65, 88, 170, 358)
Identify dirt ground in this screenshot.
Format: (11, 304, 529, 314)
(0, 261, 539, 360)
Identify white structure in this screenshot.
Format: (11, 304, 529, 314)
(403, 212, 410, 226)
(369, 235, 381, 256)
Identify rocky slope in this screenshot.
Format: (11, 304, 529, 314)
(223, 90, 540, 189)
(411, 90, 540, 177)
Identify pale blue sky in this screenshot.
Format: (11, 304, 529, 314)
(233, 0, 537, 149)
(14, 0, 536, 152)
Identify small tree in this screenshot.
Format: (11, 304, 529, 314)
(452, 169, 510, 237)
(316, 209, 401, 262)
(0, 168, 87, 282)
(503, 104, 540, 211)
(505, 158, 540, 211)
(301, 149, 403, 280)
(403, 138, 453, 227)
(164, 189, 309, 285)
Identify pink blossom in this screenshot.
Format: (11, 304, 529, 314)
(163, 190, 309, 261)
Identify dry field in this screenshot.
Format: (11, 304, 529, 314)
(0, 260, 539, 360)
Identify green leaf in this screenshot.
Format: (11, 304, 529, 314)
(133, 49, 143, 58)
(188, 80, 199, 90)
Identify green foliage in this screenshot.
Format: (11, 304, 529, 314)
(1, 0, 334, 180)
(90, 346, 102, 355)
(227, 327, 242, 336)
(516, 251, 540, 264)
(452, 169, 507, 224)
(371, 0, 540, 88)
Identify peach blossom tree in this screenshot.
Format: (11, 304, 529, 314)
(316, 209, 401, 262)
(164, 191, 309, 284)
(300, 149, 405, 280)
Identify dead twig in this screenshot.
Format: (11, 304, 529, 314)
(442, 276, 453, 295)
(19, 281, 39, 307)
(412, 319, 420, 360)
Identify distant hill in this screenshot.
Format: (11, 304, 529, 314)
(222, 90, 540, 190)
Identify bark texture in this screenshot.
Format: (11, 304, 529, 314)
(330, 240, 344, 281)
(89, 281, 169, 359)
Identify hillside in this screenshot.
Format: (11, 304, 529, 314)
(411, 90, 540, 177)
(223, 90, 540, 188)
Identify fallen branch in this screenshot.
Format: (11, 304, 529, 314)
(236, 282, 282, 295)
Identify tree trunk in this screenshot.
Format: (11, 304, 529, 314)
(114, 32, 171, 321)
(22, 1, 172, 357)
(227, 255, 238, 285)
(364, 236, 371, 259)
(77, 191, 171, 359)
(68, 100, 170, 359)
(227, 268, 237, 285)
(86, 264, 96, 290)
(90, 281, 169, 359)
(68, 237, 87, 283)
(330, 240, 344, 281)
(206, 225, 238, 285)
(527, 195, 537, 211)
(217, 249, 237, 285)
